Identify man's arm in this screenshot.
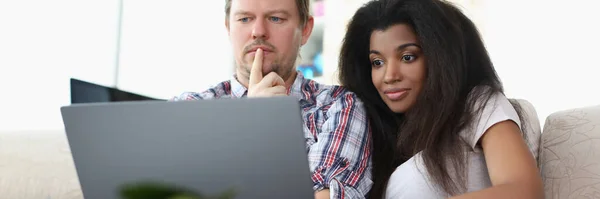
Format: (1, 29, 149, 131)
(309, 92, 373, 199)
(170, 92, 205, 101)
(169, 83, 230, 101)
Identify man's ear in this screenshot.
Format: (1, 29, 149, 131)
(300, 16, 314, 45)
(225, 19, 230, 36)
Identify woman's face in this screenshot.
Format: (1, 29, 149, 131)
(370, 24, 426, 113)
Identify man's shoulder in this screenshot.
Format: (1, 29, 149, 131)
(304, 80, 364, 109)
(170, 80, 232, 101)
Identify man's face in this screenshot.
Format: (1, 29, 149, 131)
(227, 0, 313, 82)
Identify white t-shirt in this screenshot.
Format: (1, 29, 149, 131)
(385, 90, 522, 199)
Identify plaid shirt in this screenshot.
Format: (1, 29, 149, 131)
(171, 73, 373, 198)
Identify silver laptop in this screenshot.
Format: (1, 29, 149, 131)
(60, 97, 314, 199)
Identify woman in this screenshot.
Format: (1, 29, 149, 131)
(338, 0, 543, 198)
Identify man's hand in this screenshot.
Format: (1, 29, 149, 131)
(315, 189, 330, 199)
(247, 48, 287, 98)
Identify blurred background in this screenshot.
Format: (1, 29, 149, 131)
(0, 0, 598, 132)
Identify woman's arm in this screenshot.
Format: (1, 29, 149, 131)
(450, 120, 543, 199)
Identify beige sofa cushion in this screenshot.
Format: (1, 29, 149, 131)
(540, 105, 600, 199)
(0, 130, 83, 199)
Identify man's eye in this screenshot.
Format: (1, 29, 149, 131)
(270, 17, 283, 23)
(238, 17, 250, 22)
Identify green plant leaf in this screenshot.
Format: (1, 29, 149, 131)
(119, 181, 237, 199)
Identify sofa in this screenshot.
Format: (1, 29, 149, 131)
(0, 130, 83, 198)
(539, 105, 600, 198)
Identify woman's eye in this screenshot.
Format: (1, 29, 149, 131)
(402, 55, 416, 62)
(371, 59, 384, 67)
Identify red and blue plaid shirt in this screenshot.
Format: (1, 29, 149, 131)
(171, 73, 373, 198)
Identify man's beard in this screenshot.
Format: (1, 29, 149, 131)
(236, 38, 301, 81)
(237, 57, 296, 81)
(236, 50, 298, 81)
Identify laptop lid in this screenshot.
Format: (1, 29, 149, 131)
(60, 97, 313, 199)
(70, 78, 163, 104)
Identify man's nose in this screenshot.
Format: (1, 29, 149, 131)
(251, 19, 268, 40)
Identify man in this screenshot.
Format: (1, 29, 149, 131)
(172, 0, 372, 198)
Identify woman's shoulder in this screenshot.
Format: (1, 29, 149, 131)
(467, 85, 514, 114)
(466, 85, 501, 104)
(461, 85, 522, 149)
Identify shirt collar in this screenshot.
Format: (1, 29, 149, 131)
(229, 75, 248, 98)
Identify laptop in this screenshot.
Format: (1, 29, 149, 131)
(60, 97, 314, 199)
(70, 78, 163, 104)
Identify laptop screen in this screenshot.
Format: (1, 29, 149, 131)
(70, 78, 163, 104)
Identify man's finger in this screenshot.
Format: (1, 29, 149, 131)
(259, 72, 286, 88)
(267, 85, 287, 95)
(248, 48, 264, 86)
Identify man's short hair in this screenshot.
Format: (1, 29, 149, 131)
(225, 0, 311, 26)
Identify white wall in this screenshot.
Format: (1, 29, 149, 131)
(480, 0, 600, 126)
(317, 0, 367, 85)
(0, 0, 231, 132)
(117, 0, 232, 100)
(0, 0, 120, 132)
